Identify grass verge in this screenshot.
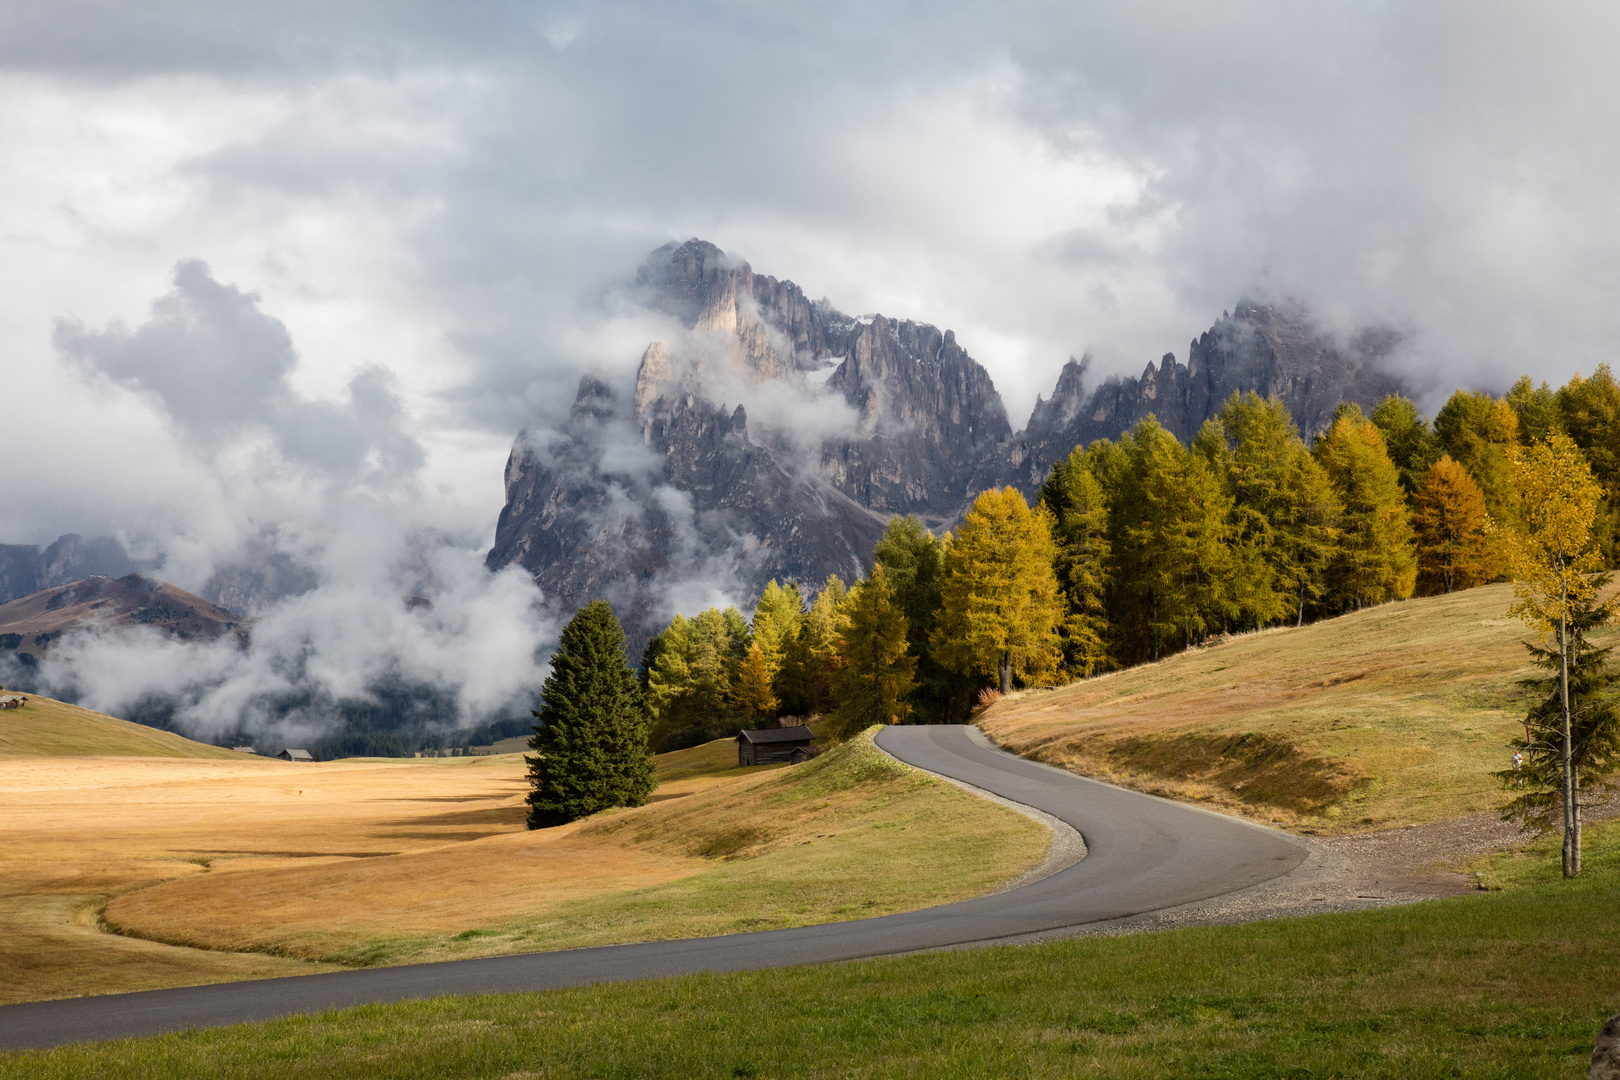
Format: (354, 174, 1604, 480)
(6, 862, 1617, 1077)
(95, 731, 1049, 970)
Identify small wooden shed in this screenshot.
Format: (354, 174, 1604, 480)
(231, 746, 257, 754)
(0, 694, 27, 711)
(737, 725, 815, 766)
(277, 748, 314, 762)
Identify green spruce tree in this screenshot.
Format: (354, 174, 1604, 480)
(526, 600, 655, 829)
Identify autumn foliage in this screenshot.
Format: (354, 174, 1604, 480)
(630, 371, 1620, 748)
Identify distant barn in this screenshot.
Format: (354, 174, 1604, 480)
(231, 746, 257, 754)
(277, 748, 314, 762)
(737, 725, 815, 766)
(0, 694, 26, 711)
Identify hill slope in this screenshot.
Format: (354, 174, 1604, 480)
(0, 694, 244, 760)
(979, 583, 1556, 833)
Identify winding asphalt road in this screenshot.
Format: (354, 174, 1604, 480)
(0, 725, 1308, 1051)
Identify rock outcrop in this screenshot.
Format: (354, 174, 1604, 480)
(486, 240, 1412, 642)
(1000, 302, 1407, 491)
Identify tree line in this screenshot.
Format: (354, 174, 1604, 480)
(529, 367, 1620, 859)
(638, 366, 1620, 750)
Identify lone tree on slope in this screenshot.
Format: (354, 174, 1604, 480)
(526, 600, 656, 829)
(1497, 434, 1618, 876)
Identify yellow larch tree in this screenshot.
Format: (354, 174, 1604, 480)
(932, 488, 1063, 694)
(1413, 455, 1498, 595)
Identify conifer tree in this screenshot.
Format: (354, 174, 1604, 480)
(730, 643, 778, 723)
(1106, 417, 1238, 660)
(1555, 365, 1620, 561)
(750, 580, 803, 681)
(1210, 395, 1341, 627)
(526, 600, 655, 829)
(1370, 394, 1441, 496)
(1434, 389, 1521, 528)
(1413, 455, 1497, 595)
(1497, 590, 1620, 858)
(1314, 409, 1417, 610)
(1212, 394, 1338, 629)
(775, 576, 848, 715)
(644, 605, 751, 749)
(1039, 446, 1113, 677)
(933, 488, 1062, 693)
(828, 566, 915, 740)
(872, 516, 967, 720)
(1497, 433, 1616, 876)
(1506, 376, 1564, 444)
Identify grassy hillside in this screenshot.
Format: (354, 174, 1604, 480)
(980, 583, 1572, 833)
(0, 694, 245, 760)
(9, 855, 1618, 1077)
(102, 732, 1047, 968)
(2, 730, 1046, 1003)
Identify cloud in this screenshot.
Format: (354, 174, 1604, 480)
(3, 1, 1619, 733)
(56, 259, 425, 484)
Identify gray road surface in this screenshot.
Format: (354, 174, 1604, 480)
(0, 725, 1307, 1051)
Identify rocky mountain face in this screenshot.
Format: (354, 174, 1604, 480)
(1000, 302, 1407, 490)
(487, 240, 1411, 643)
(0, 534, 137, 605)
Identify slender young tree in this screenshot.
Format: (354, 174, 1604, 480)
(933, 488, 1063, 693)
(828, 565, 916, 740)
(526, 600, 655, 829)
(1497, 434, 1613, 876)
(1412, 455, 1497, 595)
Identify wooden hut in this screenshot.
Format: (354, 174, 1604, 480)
(277, 748, 314, 762)
(737, 725, 815, 766)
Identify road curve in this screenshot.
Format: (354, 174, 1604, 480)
(0, 725, 1307, 1051)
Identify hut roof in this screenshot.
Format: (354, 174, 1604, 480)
(738, 725, 814, 745)
(279, 748, 314, 761)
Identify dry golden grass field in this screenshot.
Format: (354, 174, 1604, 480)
(980, 582, 1578, 834)
(0, 699, 1047, 1005)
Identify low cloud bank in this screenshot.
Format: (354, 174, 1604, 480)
(10, 261, 558, 749)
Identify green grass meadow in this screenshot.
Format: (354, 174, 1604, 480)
(8, 847, 1617, 1079)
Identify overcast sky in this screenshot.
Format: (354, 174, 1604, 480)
(4, 0, 1617, 554)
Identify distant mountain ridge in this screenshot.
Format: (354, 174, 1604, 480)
(0, 533, 137, 605)
(487, 239, 1412, 643)
(0, 573, 244, 675)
